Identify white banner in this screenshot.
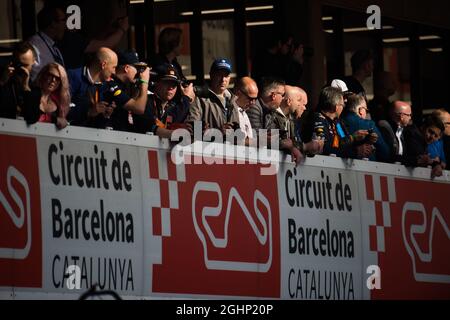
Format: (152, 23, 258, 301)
(0, 119, 449, 300)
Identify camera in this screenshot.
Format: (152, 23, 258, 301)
(134, 62, 148, 75)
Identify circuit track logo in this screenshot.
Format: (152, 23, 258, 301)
(0, 135, 42, 288)
(150, 151, 281, 298)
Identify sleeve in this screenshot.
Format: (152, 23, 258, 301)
(106, 83, 131, 108)
(373, 125, 392, 162)
(246, 103, 263, 131)
(185, 97, 203, 123)
(403, 126, 427, 167)
(22, 88, 43, 125)
(439, 141, 447, 165)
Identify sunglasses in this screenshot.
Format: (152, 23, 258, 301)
(240, 89, 258, 103)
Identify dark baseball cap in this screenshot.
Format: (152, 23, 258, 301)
(154, 63, 180, 83)
(118, 51, 141, 66)
(210, 58, 232, 75)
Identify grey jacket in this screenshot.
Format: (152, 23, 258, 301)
(186, 89, 240, 130)
(246, 98, 271, 131)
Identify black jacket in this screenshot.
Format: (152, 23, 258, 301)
(389, 122, 427, 167)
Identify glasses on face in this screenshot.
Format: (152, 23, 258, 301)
(273, 92, 286, 98)
(45, 73, 61, 83)
(240, 89, 258, 104)
(396, 112, 411, 117)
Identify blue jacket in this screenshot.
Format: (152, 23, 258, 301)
(342, 112, 391, 162)
(67, 67, 96, 126)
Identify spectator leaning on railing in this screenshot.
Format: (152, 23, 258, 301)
(313, 87, 374, 159)
(23, 62, 70, 130)
(184, 58, 240, 135)
(341, 93, 390, 162)
(247, 77, 286, 132)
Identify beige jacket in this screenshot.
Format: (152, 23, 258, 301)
(186, 89, 240, 130)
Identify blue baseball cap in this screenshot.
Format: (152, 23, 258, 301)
(210, 58, 232, 75)
(118, 51, 141, 66)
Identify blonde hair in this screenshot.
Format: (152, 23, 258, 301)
(36, 63, 71, 118)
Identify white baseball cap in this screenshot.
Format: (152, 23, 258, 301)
(331, 79, 349, 93)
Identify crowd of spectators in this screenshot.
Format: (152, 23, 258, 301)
(0, 4, 449, 179)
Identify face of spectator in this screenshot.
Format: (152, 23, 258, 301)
(124, 65, 138, 83)
(297, 92, 308, 118)
(100, 55, 118, 82)
(358, 100, 369, 119)
(235, 86, 258, 111)
(393, 105, 412, 127)
(156, 80, 178, 102)
(52, 9, 67, 41)
(287, 92, 306, 119)
(336, 96, 345, 118)
(443, 113, 450, 136)
(364, 59, 374, 78)
(210, 69, 231, 95)
(19, 49, 36, 73)
(42, 66, 61, 93)
(269, 85, 286, 110)
(424, 125, 442, 145)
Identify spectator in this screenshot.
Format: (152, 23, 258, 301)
(313, 87, 372, 158)
(284, 42, 304, 86)
(108, 51, 151, 132)
(343, 50, 374, 99)
(421, 115, 446, 178)
(265, 85, 305, 164)
(23, 62, 70, 129)
(252, 32, 283, 83)
(185, 58, 239, 134)
(0, 42, 37, 119)
(29, 5, 67, 81)
(433, 109, 450, 165)
(247, 77, 286, 131)
(68, 47, 150, 128)
(138, 63, 188, 138)
(30, 4, 130, 74)
(288, 86, 324, 157)
(369, 71, 397, 123)
(387, 101, 428, 167)
(67, 47, 118, 126)
(151, 28, 185, 81)
(341, 94, 390, 162)
(232, 77, 259, 145)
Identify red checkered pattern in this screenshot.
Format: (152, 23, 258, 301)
(365, 175, 396, 253)
(148, 150, 185, 238)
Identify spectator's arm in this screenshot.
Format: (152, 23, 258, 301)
(23, 88, 42, 125)
(123, 83, 148, 115)
(373, 126, 392, 162)
(185, 97, 203, 123)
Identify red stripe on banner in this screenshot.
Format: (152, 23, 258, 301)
(365, 175, 374, 200)
(160, 180, 170, 208)
(152, 208, 162, 236)
(369, 225, 378, 252)
(375, 201, 384, 226)
(148, 150, 159, 179)
(380, 176, 389, 202)
(167, 152, 177, 181)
